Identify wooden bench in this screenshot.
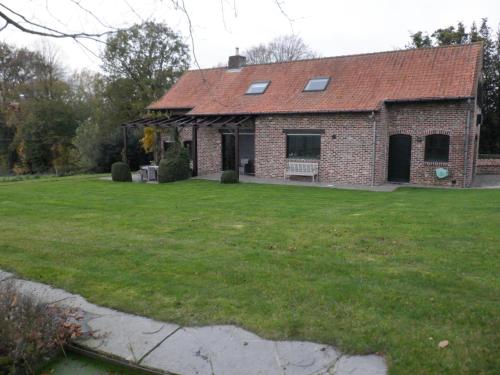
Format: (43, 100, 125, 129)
(284, 161, 319, 182)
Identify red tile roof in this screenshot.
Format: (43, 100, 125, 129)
(148, 43, 482, 114)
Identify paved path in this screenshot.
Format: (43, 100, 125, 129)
(472, 174, 500, 188)
(0, 270, 387, 375)
(105, 173, 398, 191)
(194, 174, 398, 192)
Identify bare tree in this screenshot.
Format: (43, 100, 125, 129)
(36, 41, 64, 99)
(245, 35, 317, 64)
(0, 1, 299, 67)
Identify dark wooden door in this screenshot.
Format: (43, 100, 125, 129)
(388, 134, 412, 182)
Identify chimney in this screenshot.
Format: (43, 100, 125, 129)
(228, 47, 246, 69)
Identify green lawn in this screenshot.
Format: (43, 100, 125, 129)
(1, 176, 499, 374)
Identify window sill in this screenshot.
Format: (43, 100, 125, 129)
(424, 161, 449, 166)
(286, 157, 320, 161)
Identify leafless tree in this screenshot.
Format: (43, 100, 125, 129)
(245, 35, 317, 64)
(0, 1, 298, 67)
(36, 41, 65, 99)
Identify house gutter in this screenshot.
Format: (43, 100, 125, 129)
(370, 111, 377, 186)
(463, 99, 472, 188)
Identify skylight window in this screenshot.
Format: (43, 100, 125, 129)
(246, 80, 270, 95)
(304, 77, 330, 92)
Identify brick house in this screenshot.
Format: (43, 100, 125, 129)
(124, 43, 483, 187)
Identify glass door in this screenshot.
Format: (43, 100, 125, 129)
(221, 132, 255, 174)
(222, 133, 236, 171)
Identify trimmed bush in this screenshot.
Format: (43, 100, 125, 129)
(111, 162, 132, 182)
(158, 144, 191, 183)
(221, 170, 239, 184)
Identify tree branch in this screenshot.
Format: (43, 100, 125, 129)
(0, 4, 112, 42)
(68, 0, 117, 30)
(274, 0, 295, 34)
(170, 0, 201, 70)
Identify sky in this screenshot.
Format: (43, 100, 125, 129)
(1, 0, 499, 73)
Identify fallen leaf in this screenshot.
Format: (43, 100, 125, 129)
(438, 340, 449, 349)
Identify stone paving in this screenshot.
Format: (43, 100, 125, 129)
(472, 174, 500, 188)
(194, 174, 399, 192)
(0, 270, 387, 375)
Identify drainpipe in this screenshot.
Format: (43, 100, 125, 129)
(463, 100, 472, 188)
(370, 111, 377, 186)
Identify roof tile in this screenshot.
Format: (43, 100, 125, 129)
(148, 43, 482, 114)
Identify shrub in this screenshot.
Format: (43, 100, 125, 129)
(158, 144, 191, 183)
(111, 162, 132, 182)
(0, 282, 82, 374)
(221, 170, 239, 184)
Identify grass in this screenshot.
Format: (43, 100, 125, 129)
(0, 176, 499, 374)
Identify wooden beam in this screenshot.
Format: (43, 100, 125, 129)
(192, 124, 198, 177)
(122, 126, 128, 163)
(153, 127, 160, 164)
(235, 126, 240, 179)
(199, 116, 221, 127)
(172, 116, 194, 126)
(218, 116, 238, 127)
(232, 116, 252, 126)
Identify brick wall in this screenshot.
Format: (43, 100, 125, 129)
(197, 127, 221, 175)
(160, 128, 192, 159)
(179, 127, 192, 142)
(384, 101, 475, 187)
(373, 108, 388, 185)
(181, 100, 478, 187)
(477, 158, 500, 174)
(255, 113, 374, 184)
(162, 127, 220, 176)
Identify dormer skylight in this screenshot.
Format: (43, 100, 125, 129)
(304, 77, 330, 92)
(246, 80, 270, 95)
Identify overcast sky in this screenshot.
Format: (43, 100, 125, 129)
(1, 0, 499, 73)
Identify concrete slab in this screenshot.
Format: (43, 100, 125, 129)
(193, 326, 281, 375)
(0, 270, 13, 282)
(76, 313, 180, 363)
(140, 327, 214, 375)
(56, 294, 120, 316)
(275, 341, 341, 375)
(472, 174, 500, 188)
(332, 355, 387, 375)
(1, 271, 387, 375)
(7, 278, 114, 316)
(142, 325, 282, 375)
(10, 279, 75, 304)
(194, 173, 398, 192)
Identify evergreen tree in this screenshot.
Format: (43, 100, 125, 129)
(469, 22, 480, 43)
(477, 19, 500, 153)
(432, 22, 469, 45)
(407, 19, 500, 153)
(407, 31, 432, 48)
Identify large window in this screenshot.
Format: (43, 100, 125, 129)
(286, 134, 321, 159)
(425, 134, 450, 162)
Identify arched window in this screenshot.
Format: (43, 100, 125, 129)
(425, 134, 449, 162)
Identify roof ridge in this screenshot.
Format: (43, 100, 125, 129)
(187, 42, 482, 72)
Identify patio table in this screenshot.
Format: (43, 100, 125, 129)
(140, 165, 159, 182)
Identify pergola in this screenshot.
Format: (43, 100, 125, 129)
(120, 114, 254, 177)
